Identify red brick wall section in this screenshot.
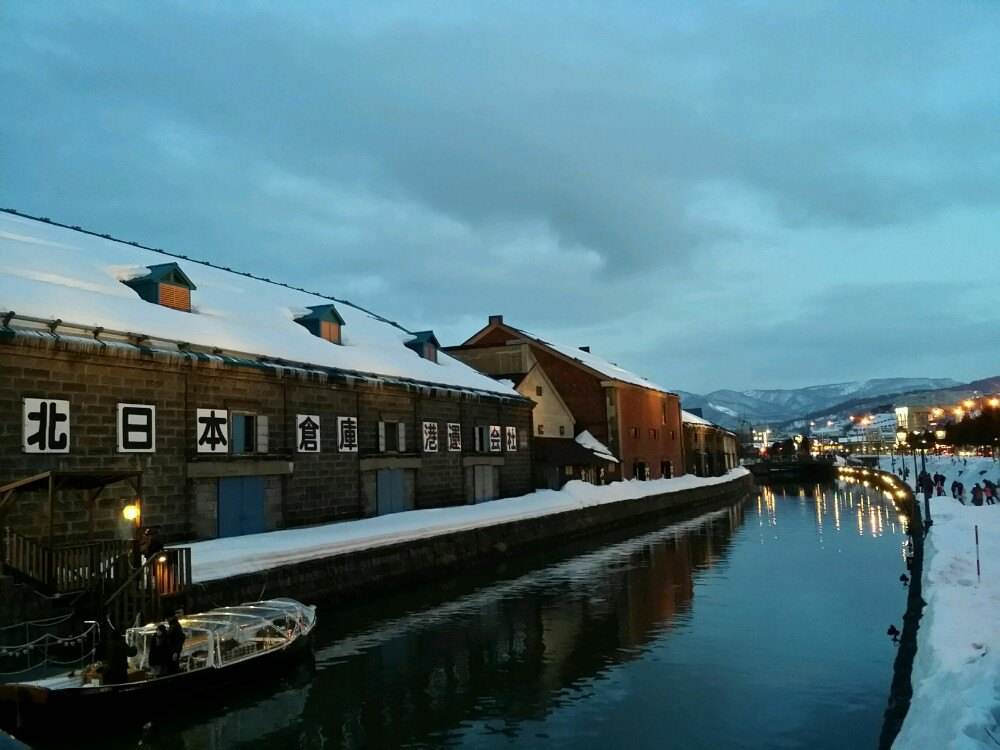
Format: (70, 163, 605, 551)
(527, 346, 610, 443)
(617, 388, 685, 478)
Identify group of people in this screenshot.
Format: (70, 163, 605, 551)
(908, 467, 998, 506)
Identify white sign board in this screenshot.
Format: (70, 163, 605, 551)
(505, 426, 518, 452)
(22, 398, 70, 453)
(489, 424, 502, 453)
(338, 416, 359, 453)
(422, 421, 439, 452)
(196, 408, 229, 454)
(117, 403, 156, 452)
(296, 414, 321, 453)
(447, 422, 462, 452)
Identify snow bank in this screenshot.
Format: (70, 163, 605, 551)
(892, 495, 1000, 749)
(181, 468, 749, 583)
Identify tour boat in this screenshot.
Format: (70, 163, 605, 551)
(0, 598, 317, 738)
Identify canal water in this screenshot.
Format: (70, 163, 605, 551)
(46, 481, 910, 750)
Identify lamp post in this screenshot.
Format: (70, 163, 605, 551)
(896, 428, 908, 480)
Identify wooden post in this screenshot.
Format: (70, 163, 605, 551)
(47, 472, 54, 549)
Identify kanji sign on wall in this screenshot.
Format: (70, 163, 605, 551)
(196, 408, 229, 454)
(505, 426, 518, 452)
(422, 421, 439, 452)
(489, 424, 502, 452)
(338, 416, 359, 453)
(447, 422, 462, 452)
(22, 398, 70, 453)
(296, 414, 321, 453)
(117, 403, 156, 452)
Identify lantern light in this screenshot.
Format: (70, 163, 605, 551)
(122, 503, 140, 522)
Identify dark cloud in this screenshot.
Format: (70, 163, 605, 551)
(2, 2, 998, 390)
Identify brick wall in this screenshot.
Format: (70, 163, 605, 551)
(0, 336, 533, 544)
(617, 388, 685, 479)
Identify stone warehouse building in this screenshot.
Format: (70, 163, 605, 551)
(0, 211, 533, 545)
(682, 410, 739, 477)
(445, 316, 685, 483)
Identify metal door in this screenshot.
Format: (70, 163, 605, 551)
(218, 476, 266, 537)
(473, 465, 497, 503)
(376, 469, 406, 515)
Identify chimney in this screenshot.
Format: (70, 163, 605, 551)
(579, 345, 590, 353)
(488, 314, 504, 326)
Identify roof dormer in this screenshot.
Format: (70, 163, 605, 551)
(294, 304, 346, 344)
(122, 262, 196, 312)
(405, 330, 440, 363)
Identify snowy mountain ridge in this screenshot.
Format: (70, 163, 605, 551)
(679, 377, 964, 428)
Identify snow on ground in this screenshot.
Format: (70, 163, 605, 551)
(882, 456, 1000, 749)
(181, 468, 749, 583)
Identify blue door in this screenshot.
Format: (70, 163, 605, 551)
(376, 469, 409, 515)
(218, 476, 267, 537)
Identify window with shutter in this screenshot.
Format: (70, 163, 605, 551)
(320, 320, 341, 344)
(159, 283, 191, 312)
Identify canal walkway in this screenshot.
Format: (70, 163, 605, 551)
(180, 468, 749, 583)
(881, 456, 1000, 749)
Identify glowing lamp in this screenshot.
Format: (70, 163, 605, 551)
(963, 399, 975, 409)
(935, 429, 946, 441)
(157, 554, 168, 564)
(122, 503, 141, 522)
(896, 429, 907, 444)
(989, 398, 999, 408)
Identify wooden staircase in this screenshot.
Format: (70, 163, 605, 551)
(1, 528, 191, 629)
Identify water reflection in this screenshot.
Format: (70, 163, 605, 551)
(57, 483, 911, 750)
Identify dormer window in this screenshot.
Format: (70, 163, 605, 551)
(122, 263, 196, 312)
(405, 331, 440, 363)
(295, 304, 346, 345)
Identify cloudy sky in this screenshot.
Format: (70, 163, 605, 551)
(3, 2, 998, 392)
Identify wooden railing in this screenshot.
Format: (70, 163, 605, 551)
(2, 528, 133, 594)
(104, 546, 193, 629)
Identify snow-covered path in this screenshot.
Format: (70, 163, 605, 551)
(881, 456, 1000, 749)
(181, 468, 749, 583)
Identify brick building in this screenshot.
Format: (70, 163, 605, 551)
(682, 410, 739, 476)
(445, 316, 685, 483)
(0, 211, 533, 545)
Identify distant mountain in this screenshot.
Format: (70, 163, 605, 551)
(678, 377, 965, 428)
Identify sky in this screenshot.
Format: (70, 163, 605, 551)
(2, 2, 999, 393)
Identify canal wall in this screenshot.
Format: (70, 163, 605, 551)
(863, 469, 925, 750)
(181, 471, 754, 612)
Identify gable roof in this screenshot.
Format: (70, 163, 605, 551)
(0, 210, 519, 398)
(133, 262, 197, 290)
(295, 304, 346, 326)
(453, 319, 672, 394)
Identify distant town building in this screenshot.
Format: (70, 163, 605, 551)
(445, 316, 684, 483)
(0, 211, 533, 546)
(894, 405, 933, 433)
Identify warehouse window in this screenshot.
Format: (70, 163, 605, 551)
(294, 304, 345, 345)
(122, 262, 196, 313)
(231, 412, 269, 455)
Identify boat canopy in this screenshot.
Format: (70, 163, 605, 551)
(126, 599, 315, 672)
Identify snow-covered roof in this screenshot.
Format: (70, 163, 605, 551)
(0, 211, 519, 397)
(499, 324, 669, 393)
(681, 409, 714, 426)
(574, 430, 619, 463)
